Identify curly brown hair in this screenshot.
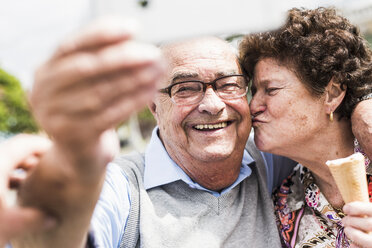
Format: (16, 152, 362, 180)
(239, 7, 372, 118)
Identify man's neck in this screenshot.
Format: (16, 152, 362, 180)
(169, 151, 244, 192)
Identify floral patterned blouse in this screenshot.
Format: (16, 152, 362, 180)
(273, 141, 372, 248)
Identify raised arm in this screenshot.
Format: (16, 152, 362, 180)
(13, 18, 164, 248)
(352, 98, 372, 159)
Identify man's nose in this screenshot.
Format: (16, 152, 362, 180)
(198, 87, 225, 115)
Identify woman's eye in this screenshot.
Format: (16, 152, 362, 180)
(265, 88, 280, 95)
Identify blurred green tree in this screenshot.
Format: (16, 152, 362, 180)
(137, 107, 156, 138)
(366, 33, 372, 47)
(0, 68, 38, 133)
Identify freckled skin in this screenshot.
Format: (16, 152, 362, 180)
(250, 58, 325, 158)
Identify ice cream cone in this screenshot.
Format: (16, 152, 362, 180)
(326, 152, 369, 204)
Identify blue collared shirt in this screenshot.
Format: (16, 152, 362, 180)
(90, 127, 293, 248)
(143, 128, 253, 197)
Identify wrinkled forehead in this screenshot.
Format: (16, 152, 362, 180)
(161, 37, 241, 84)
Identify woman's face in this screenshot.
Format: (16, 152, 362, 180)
(249, 58, 327, 156)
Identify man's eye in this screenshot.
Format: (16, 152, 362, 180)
(176, 86, 199, 93)
(172, 83, 201, 97)
(176, 87, 188, 92)
(220, 83, 240, 91)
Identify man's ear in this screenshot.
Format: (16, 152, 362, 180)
(324, 78, 346, 114)
(148, 101, 158, 121)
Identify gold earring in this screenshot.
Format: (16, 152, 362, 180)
(330, 111, 334, 122)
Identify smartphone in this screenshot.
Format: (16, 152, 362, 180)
(91, 0, 287, 44)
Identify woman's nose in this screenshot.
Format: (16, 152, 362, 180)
(249, 93, 266, 117)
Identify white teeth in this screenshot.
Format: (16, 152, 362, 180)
(194, 122, 228, 130)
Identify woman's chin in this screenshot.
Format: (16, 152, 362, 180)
(254, 136, 272, 153)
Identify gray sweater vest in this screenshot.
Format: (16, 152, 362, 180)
(114, 138, 281, 248)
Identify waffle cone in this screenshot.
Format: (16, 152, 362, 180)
(326, 152, 369, 203)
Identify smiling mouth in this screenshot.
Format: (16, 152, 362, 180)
(193, 121, 231, 131)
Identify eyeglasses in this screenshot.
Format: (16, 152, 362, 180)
(158, 74, 248, 106)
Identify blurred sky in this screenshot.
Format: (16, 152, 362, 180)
(0, 0, 371, 90)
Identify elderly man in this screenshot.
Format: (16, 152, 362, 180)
(9, 20, 372, 248)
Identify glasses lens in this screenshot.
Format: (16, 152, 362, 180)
(171, 81, 203, 105)
(215, 75, 247, 99)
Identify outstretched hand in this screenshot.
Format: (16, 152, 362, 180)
(0, 135, 55, 246)
(30, 17, 165, 150)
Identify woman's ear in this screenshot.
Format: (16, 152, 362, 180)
(324, 78, 346, 114)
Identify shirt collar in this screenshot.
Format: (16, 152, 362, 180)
(144, 127, 254, 197)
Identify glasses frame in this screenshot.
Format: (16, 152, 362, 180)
(158, 74, 249, 105)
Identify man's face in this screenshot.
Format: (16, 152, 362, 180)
(151, 38, 251, 169)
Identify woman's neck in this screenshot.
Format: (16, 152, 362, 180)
(291, 119, 355, 208)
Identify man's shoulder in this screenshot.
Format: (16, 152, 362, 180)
(111, 151, 146, 183)
(114, 152, 145, 166)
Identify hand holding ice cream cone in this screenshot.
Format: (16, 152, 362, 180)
(327, 153, 372, 247)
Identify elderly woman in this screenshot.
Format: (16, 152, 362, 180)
(239, 7, 372, 248)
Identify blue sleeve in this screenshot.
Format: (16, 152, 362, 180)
(262, 153, 297, 194)
(90, 163, 131, 248)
